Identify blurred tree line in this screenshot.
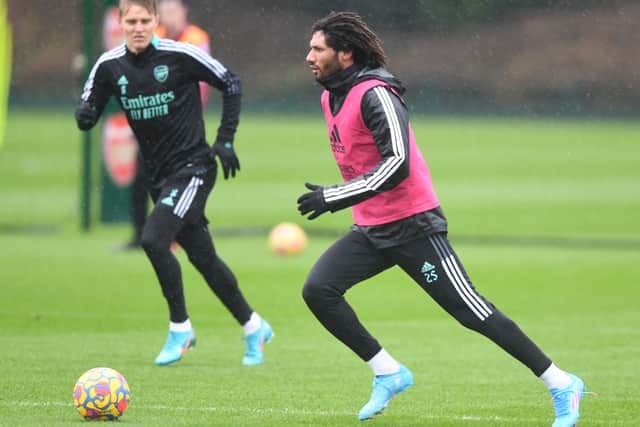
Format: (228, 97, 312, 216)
(7, 0, 639, 115)
(292, 0, 627, 32)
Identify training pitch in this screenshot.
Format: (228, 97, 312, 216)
(0, 110, 638, 426)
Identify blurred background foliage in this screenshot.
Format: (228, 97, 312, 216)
(7, 0, 639, 115)
(298, 0, 627, 31)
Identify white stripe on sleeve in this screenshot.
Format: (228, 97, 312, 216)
(81, 45, 126, 101)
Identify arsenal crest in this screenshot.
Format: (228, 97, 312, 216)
(154, 65, 169, 83)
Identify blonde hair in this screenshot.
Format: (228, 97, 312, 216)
(119, 0, 157, 16)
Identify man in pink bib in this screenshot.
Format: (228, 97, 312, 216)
(298, 12, 587, 426)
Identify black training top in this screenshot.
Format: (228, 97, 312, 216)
(78, 36, 241, 186)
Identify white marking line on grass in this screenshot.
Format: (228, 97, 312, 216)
(0, 400, 531, 422)
(4, 400, 622, 424)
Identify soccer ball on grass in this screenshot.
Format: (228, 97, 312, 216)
(73, 367, 130, 421)
(268, 222, 307, 255)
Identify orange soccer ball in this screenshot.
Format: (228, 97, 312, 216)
(268, 223, 308, 256)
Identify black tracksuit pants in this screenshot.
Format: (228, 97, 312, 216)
(141, 160, 252, 325)
(129, 155, 149, 244)
(302, 229, 552, 376)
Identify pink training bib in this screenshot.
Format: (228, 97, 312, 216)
(321, 79, 440, 226)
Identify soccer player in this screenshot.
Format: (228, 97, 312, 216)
(298, 12, 588, 425)
(75, 0, 273, 367)
(124, 0, 212, 250)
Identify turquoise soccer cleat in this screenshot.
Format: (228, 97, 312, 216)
(550, 374, 587, 427)
(154, 330, 196, 366)
(358, 365, 414, 421)
(242, 319, 273, 366)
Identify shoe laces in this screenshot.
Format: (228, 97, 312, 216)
(551, 388, 597, 417)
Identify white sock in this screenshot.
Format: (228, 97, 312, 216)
(540, 363, 572, 390)
(169, 318, 192, 333)
(367, 348, 401, 376)
(242, 312, 262, 336)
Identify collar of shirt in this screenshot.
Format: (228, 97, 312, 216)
(125, 36, 159, 63)
(318, 64, 362, 95)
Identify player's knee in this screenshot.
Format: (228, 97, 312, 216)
(302, 278, 340, 311)
(302, 279, 326, 309)
(185, 250, 211, 269)
(140, 232, 169, 255)
(456, 314, 483, 332)
(302, 280, 318, 307)
(452, 308, 495, 333)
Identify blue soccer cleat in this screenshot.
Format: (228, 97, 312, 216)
(550, 374, 587, 427)
(242, 319, 273, 366)
(154, 330, 196, 366)
(358, 365, 414, 421)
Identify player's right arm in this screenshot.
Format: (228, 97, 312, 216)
(75, 54, 114, 131)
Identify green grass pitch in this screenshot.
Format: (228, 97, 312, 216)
(0, 110, 639, 426)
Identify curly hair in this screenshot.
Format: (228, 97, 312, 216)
(311, 11, 386, 68)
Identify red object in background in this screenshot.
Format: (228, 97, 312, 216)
(103, 6, 123, 50)
(102, 113, 137, 187)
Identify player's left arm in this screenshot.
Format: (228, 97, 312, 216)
(298, 86, 411, 219)
(182, 48, 241, 141)
(180, 44, 242, 178)
(195, 33, 211, 106)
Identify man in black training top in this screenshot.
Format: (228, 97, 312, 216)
(75, 0, 272, 367)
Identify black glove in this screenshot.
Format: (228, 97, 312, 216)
(297, 182, 330, 220)
(213, 140, 240, 179)
(75, 101, 98, 131)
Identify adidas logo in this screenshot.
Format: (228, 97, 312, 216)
(330, 124, 345, 153)
(421, 261, 435, 274)
(118, 75, 129, 95)
(161, 189, 178, 206)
